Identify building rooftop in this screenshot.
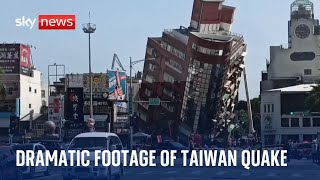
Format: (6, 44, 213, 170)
(267, 83, 317, 92)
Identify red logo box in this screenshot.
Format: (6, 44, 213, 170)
(38, 15, 76, 30)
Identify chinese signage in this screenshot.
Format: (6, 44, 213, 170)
(0, 44, 31, 75)
(108, 70, 126, 100)
(66, 74, 83, 88)
(83, 73, 108, 93)
(48, 96, 64, 122)
(83, 73, 109, 115)
(65, 88, 84, 123)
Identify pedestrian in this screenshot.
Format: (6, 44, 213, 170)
(84, 118, 96, 132)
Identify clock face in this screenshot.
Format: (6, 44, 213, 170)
(295, 24, 311, 39)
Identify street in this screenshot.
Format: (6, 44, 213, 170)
(31, 159, 319, 180)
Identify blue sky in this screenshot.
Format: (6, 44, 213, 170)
(1, 0, 318, 99)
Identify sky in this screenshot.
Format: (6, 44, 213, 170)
(1, 0, 318, 99)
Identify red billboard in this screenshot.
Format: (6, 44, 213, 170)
(0, 44, 32, 75)
(20, 44, 31, 68)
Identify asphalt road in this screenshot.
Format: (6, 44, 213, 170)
(31, 159, 319, 180)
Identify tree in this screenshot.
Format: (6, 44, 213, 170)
(40, 105, 48, 114)
(305, 84, 320, 112)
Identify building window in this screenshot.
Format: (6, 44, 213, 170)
(29, 104, 32, 108)
(145, 75, 154, 83)
(8, 87, 13, 95)
(149, 63, 157, 71)
(303, 118, 311, 127)
(166, 59, 183, 73)
(163, 88, 173, 97)
(313, 118, 320, 127)
(264, 105, 266, 113)
(163, 72, 175, 83)
(41, 90, 46, 98)
(304, 69, 312, 75)
(145, 89, 151, 96)
(271, 104, 274, 112)
(29, 87, 31, 92)
(281, 118, 289, 127)
(291, 118, 299, 127)
(267, 104, 270, 113)
(34, 89, 37, 93)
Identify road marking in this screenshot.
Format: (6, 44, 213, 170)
(266, 173, 276, 177)
(190, 170, 201, 174)
(241, 172, 251, 176)
(165, 171, 177, 174)
(139, 171, 154, 175)
(216, 171, 227, 176)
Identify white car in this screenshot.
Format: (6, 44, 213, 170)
(63, 132, 124, 180)
(12, 143, 49, 178)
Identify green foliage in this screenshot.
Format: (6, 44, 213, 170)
(305, 85, 320, 112)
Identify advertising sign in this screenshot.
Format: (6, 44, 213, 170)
(20, 44, 31, 68)
(0, 44, 21, 74)
(108, 70, 126, 100)
(48, 95, 64, 122)
(65, 88, 84, 123)
(83, 73, 109, 115)
(66, 74, 83, 88)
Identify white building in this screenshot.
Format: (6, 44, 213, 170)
(260, 0, 320, 145)
(41, 83, 48, 107)
(261, 0, 320, 92)
(261, 84, 320, 145)
(0, 69, 42, 128)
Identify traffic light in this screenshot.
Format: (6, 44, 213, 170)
(9, 115, 19, 135)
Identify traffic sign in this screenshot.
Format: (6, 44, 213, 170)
(149, 98, 160, 106)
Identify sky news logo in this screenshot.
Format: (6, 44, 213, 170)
(15, 15, 76, 30)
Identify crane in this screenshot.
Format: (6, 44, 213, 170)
(111, 53, 126, 72)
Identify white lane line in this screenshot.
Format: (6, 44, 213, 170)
(190, 170, 201, 175)
(241, 172, 251, 176)
(266, 173, 276, 177)
(216, 171, 227, 176)
(164, 171, 177, 174)
(139, 171, 154, 175)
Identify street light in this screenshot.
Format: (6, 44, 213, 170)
(129, 57, 155, 116)
(128, 57, 155, 152)
(82, 14, 96, 118)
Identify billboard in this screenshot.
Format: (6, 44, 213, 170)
(66, 74, 83, 88)
(0, 44, 21, 74)
(65, 88, 84, 123)
(83, 73, 109, 115)
(108, 70, 126, 100)
(48, 95, 64, 122)
(0, 44, 32, 75)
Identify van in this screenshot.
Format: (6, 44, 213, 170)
(62, 132, 124, 180)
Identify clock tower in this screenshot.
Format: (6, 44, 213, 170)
(289, 0, 317, 49)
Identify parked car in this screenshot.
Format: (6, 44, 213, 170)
(12, 143, 49, 178)
(62, 132, 124, 180)
(0, 145, 23, 180)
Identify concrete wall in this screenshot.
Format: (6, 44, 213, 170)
(19, 69, 42, 117)
(268, 18, 320, 82)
